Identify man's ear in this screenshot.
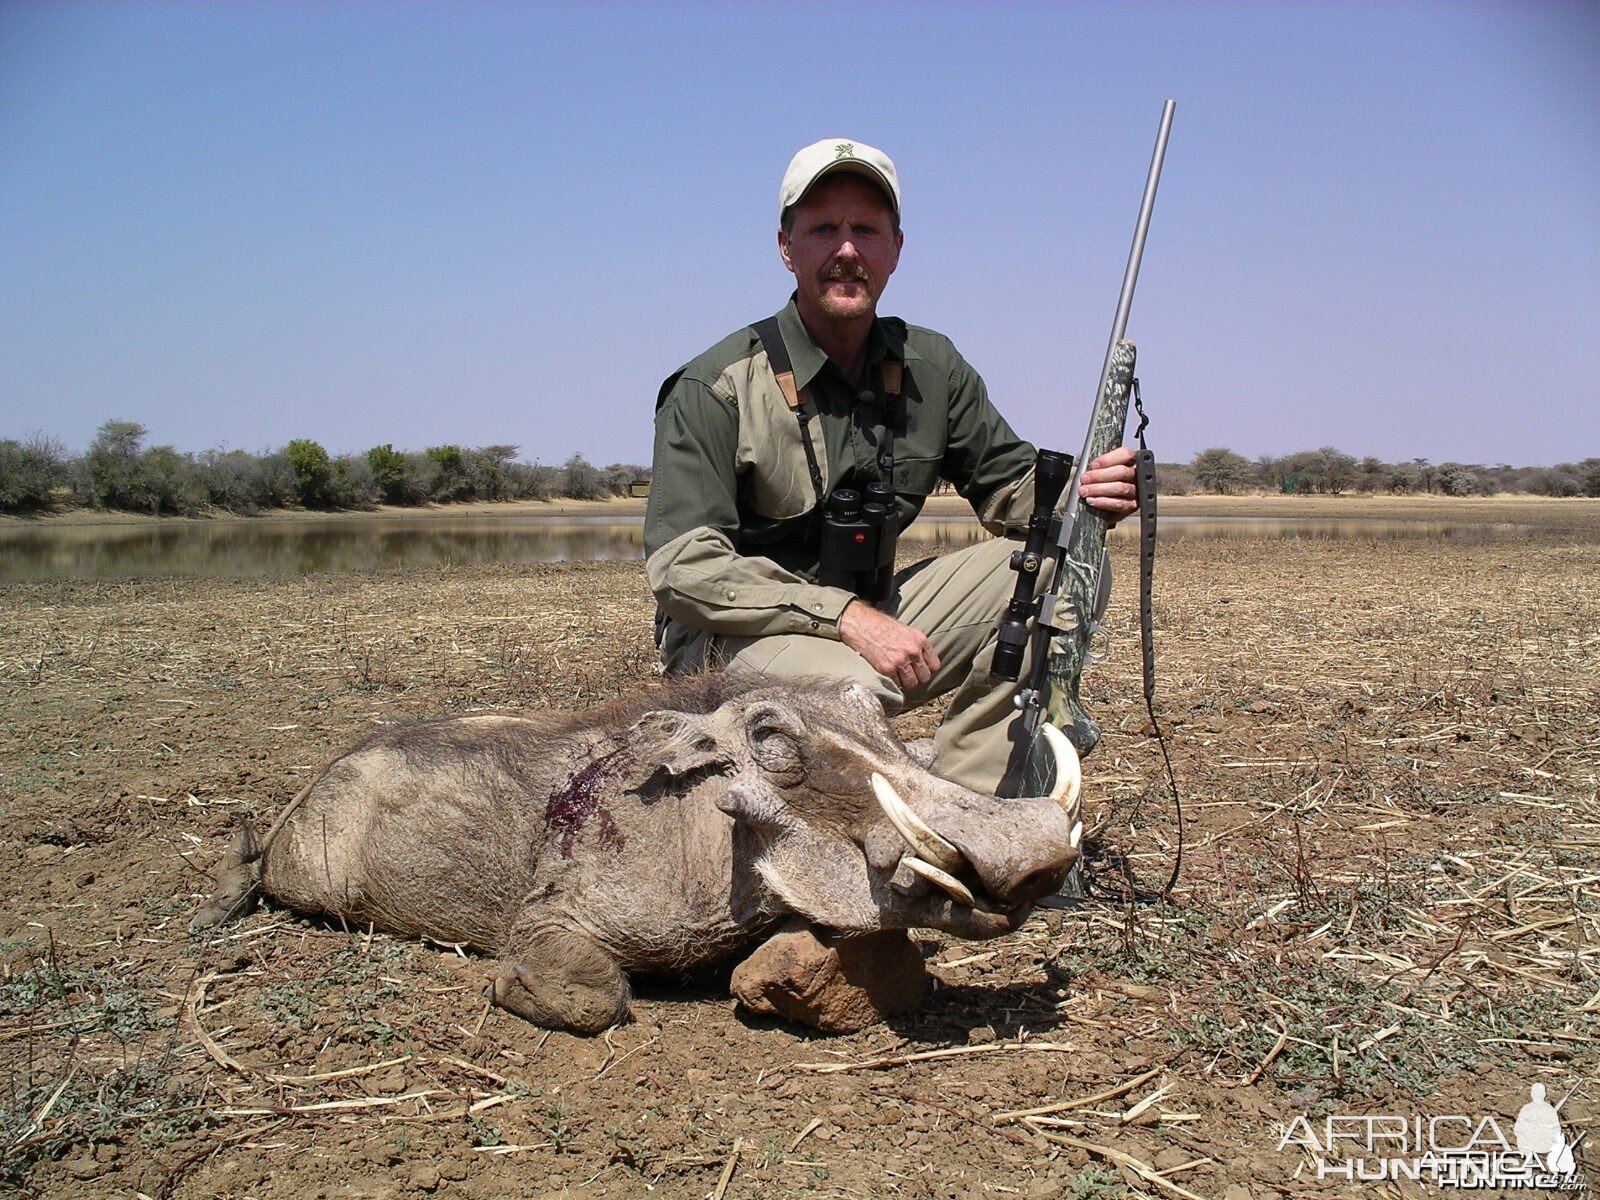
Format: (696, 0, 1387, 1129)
(622, 711, 729, 791)
(777, 227, 795, 274)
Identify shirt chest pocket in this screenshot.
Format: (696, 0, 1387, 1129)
(736, 386, 827, 521)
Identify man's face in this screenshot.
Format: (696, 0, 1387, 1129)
(778, 173, 902, 327)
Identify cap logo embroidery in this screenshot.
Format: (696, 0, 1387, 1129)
(833, 142, 856, 160)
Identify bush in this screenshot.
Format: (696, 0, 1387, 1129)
(138, 444, 206, 515)
(1436, 462, 1496, 497)
(329, 454, 377, 509)
(1154, 460, 1194, 495)
(465, 445, 519, 501)
(1191, 447, 1254, 494)
(76, 421, 205, 514)
(284, 439, 336, 508)
(506, 461, 559, 500)
(601, 462, 646, 497)
(425, 444, 472, 502)
(0, 435, 70, 511)
(366, 444, 428, 505)
(559, 453, 607, 501)
(1579, 458, 1600, 498)
(366, 444, 406, 504)
(254, 451, 298, 508)
(197, 449, 272, 513)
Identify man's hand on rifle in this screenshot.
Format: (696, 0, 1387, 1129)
(1079, 446, 1139, 525)
(839, 600, 940, 694)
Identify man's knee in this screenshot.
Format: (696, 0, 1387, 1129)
(721, 634, 902, 711)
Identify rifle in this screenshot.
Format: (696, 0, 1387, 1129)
(993, 101, 1176, 894)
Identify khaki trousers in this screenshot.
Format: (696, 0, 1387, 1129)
(663, 536, 1040, 795)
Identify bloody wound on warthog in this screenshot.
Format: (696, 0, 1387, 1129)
(545, 747, 626, 856)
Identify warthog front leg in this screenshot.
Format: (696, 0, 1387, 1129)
(491, 925, 629, 1034)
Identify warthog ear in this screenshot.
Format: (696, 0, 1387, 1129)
(843, 683, 883, 715)
(622, 710, 730, 792)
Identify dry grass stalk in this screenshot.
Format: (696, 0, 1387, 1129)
(220, 1089, 445, 1116)
(992, 1065, 1163, 1123)
(709, 1136, 744, 1200)
(794, 1041, 1075, 1073)
(1025, 1128, 1210, 1200)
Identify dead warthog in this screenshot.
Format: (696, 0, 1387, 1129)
(192, 674, 1082, 1032)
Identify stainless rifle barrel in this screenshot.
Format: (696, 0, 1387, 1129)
(1061, 99, 1176, 530)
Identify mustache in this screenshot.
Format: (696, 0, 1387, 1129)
(823, 264, 871, 283)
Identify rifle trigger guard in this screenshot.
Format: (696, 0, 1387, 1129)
(1086, 621, 1111, 664)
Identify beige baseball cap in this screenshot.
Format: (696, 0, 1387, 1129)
(778, 138, 900, 221)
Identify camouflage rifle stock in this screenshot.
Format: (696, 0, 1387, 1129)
(1013, 101, 1175, 805)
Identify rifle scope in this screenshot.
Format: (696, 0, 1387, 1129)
(991, 448, 1074, 682)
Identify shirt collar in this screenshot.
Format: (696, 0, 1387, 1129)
(775, 295, 914, 393)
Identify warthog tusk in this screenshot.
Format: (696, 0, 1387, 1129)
(1040, 724, 1082, 847)
(903, 856, 975, 907)
(871, 773, 964, 873)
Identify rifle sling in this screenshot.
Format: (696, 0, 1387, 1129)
(1122, 395, 1183, 901)
(1137, 448, 1157, 704)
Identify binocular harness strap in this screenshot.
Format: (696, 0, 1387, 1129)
(750, 317, 907, 510)
(751, 317, 826, 506)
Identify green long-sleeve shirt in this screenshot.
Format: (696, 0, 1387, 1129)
(645, 297, 1037, 642)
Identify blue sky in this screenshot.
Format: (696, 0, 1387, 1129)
(3, 2, 1596, 468)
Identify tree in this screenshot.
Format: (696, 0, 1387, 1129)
(1436, 462, 1495, 497)
(560, 453, 606, 500)
(284, 439, 335, 508)
(1256, 454, 1291, 494)
(81, 420, 149, 509)
(138, 444, 205, 515)
(1313, 446, 1357, 495)
(465, 444, 520, 501)
(1356, 456, 1388, 494)
(1385, 460, 1420, 494)
(0, 435, 69, 511)
(1579, 458, 1600, 498)
(198, 448, 271, 513)
(1412, 458, 1437, 495)
(1190, 447, 1254, 494)
(366, 443, 405, 503)
(425, 444, 472, 501)
(329, 453, 376, 508)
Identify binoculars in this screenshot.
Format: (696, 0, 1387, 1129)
(818, 482, 898, 603)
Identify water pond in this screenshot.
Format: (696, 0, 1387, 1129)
(0, 513, 1538, 583)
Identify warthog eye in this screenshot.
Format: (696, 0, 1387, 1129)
(751, 726, 804, 783)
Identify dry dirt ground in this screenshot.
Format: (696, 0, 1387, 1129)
(2, 498, 1597, 1199)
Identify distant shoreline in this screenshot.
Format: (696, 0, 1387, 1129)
(4, 491, 1597, 532)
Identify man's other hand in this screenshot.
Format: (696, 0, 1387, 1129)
(838, 600, 940, 693)
(1079, 446, 1139, 525)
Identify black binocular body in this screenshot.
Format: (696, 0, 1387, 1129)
(818, 481, 898, 603)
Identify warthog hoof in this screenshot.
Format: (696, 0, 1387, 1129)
(492, 928, 629, 1034)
